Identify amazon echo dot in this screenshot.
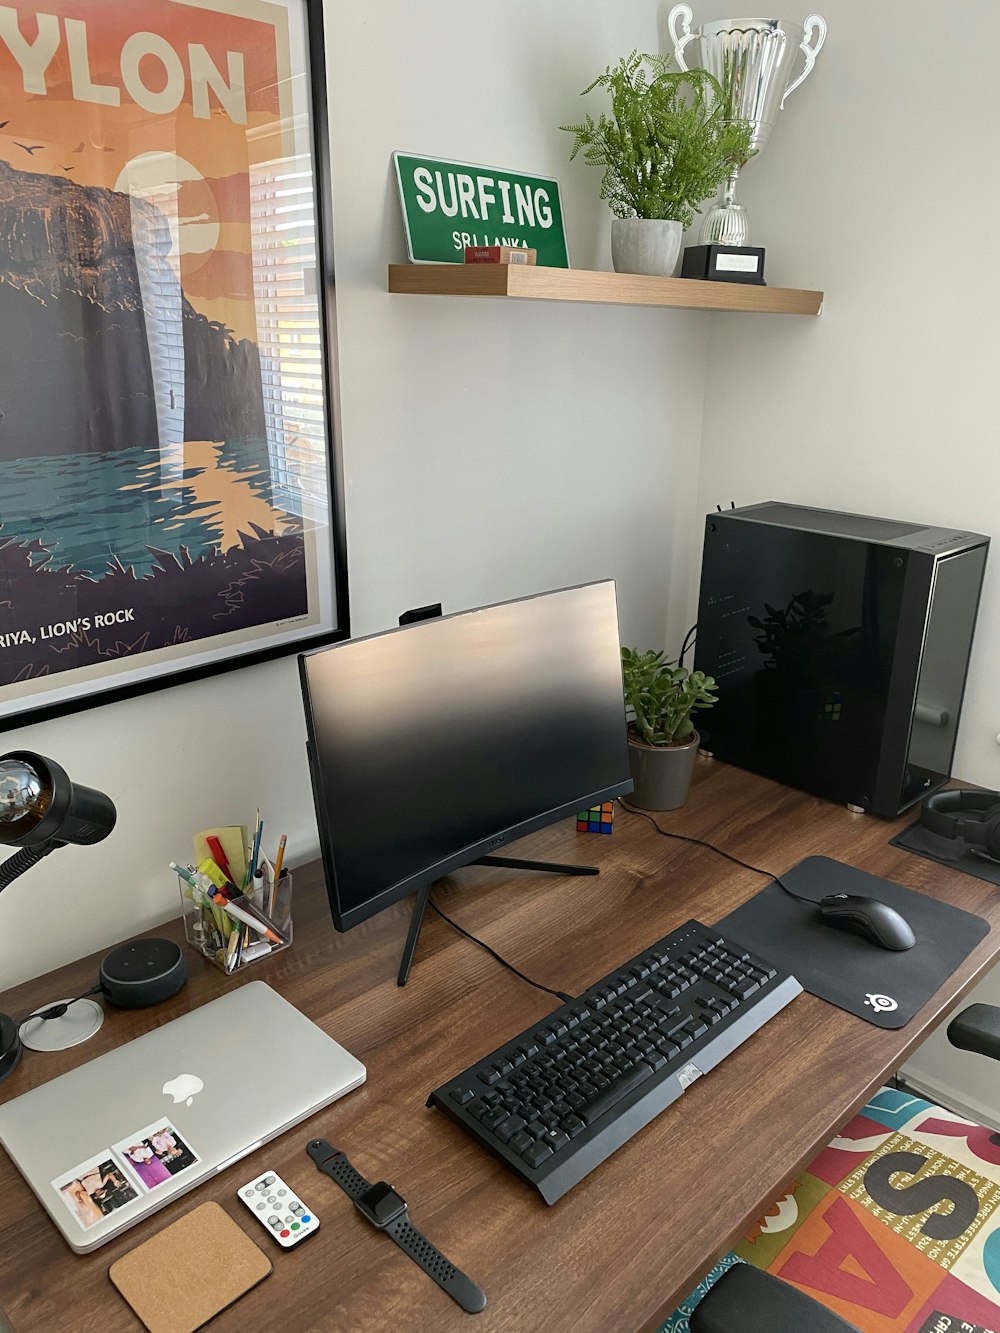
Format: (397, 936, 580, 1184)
(99, 938, 186, 1008)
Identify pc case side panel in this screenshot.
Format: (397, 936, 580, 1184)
(874, 544, 990, 817)
(695, 517, 905, 807)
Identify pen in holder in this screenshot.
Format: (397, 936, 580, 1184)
(178, 870, 293, 975)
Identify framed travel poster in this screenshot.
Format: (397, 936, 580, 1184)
(0, 0, 348, 729)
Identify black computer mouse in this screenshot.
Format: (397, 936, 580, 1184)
(818, 894, 917, 951)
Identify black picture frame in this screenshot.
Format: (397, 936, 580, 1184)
(0, 0, 349, 731)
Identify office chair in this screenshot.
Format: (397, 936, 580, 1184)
(664, 1003, 1000, 1333)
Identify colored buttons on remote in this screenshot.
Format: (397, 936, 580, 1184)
(237, 1169, 320, 1249)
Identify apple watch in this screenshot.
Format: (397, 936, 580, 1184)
(306, 1139, 487, 1314)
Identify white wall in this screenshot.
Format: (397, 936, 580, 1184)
(0, 0, 713, 986)
(687, 0, 1000, 1111)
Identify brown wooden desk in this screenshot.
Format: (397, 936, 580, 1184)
(0, 762, 997, 1333)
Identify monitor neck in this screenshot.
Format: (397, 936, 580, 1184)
(395, 857, 599, 988)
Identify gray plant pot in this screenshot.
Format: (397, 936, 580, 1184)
(610, 217, 683, 277)
(627, 730, 700, 811)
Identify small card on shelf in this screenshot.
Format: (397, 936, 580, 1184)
(680, 243, 766, 285)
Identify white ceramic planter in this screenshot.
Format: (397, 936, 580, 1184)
(610, 217, 683, 277)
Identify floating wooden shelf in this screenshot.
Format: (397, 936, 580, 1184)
(388, 263, 823, 315)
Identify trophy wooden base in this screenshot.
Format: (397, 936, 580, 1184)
(681, 244, 766, 285)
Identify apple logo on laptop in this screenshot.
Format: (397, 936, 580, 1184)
(162, 1073, 204, 1107)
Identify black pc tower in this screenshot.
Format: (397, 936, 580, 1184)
(693, 502, 989, 817)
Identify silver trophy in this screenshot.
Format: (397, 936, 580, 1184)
(667, 6, 827, 247)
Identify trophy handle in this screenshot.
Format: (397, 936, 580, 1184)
(667, 4, 696, 72)
(781, 14, 827, 107)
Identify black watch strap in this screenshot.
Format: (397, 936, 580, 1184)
(307, 1139, 487, 1314)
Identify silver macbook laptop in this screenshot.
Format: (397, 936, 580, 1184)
(0, 981, 366, 1252)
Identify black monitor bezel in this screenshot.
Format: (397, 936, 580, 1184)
(298, 582, 633, 933)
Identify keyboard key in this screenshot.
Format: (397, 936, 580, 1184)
(522, 1142, 554, 1168)
(580, 1061, 654, 1125)
(494, 1115, 526, 1144)
(509, 1131, 534, 1154)
(451, 1086, 475, 1105)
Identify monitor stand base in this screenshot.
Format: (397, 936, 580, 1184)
(396, 856, 599, 987)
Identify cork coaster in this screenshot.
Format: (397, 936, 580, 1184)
(109, 1201, 272, 1333)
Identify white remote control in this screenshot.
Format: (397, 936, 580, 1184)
(237, 1169, 320, 1248)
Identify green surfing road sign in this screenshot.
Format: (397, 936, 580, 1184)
(394, 152, 569, 267)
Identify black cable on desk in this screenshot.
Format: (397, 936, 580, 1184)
(15, 984, 103, 1028)
(617, 800, 815, 903)
(428, 899, 573, 1004)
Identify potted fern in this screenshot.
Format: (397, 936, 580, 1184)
(561, 52, 754, 277)
(621, 647, 717, 809)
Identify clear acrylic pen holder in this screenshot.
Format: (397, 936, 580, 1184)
(179, 873, 293, 974)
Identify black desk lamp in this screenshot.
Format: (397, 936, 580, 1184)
(0, 751, 117, 1081)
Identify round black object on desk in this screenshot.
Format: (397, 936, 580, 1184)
(100, 938, 186, 1008)
(0, 1014, 23, 1082)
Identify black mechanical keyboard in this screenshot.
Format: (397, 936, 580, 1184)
(428, 919, 801, 1203)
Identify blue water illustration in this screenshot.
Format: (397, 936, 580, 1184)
(0, 437, 316, 580)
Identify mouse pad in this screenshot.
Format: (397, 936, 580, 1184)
(717, 856, 990, 1028)
(891, 819, 1000, 888)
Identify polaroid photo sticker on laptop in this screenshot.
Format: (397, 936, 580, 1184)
(112, 1120, 201, 1194)
(52, 1152, 140, 1231)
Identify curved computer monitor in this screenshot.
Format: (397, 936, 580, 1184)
(298, 581, 632, 933)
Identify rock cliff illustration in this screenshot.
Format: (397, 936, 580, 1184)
(0, 159, 308, 689)
(0, 159, 265, 458)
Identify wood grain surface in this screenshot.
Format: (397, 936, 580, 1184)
(0, 760, 995, 1332)
(387, 263, 825, 315)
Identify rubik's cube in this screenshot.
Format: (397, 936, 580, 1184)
(577, 801, 614, 834)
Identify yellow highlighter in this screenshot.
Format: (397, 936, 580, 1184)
(193, 826, 248, 890)
(198, 858, 234, 894)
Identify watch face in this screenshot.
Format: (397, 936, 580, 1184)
(357, 1181, 406, 1226)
